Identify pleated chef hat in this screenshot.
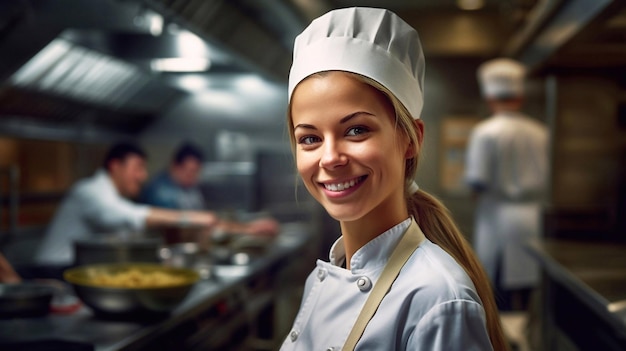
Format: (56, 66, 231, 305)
(288, 7, 425, 119)
(477, 58, 526, 99)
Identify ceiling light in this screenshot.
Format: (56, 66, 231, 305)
(150, 58, 211, 72)
(234, 75, 267, 93)
(133, 10, 163, 36)
(457, 0, 485, 11)
(177, 30, 209, 57)
(175, 75, 210, 91)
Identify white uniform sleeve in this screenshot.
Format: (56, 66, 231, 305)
(79, 188, 150, 232)
(412, 300, 493, 351)
(465, 129, 492, 189)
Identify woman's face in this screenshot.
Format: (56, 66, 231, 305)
(291, 72, 413, 223)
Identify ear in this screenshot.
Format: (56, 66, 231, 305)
(108, 159, 123, 175)
(404, 119, 424, 159)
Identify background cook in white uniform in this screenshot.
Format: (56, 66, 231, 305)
(465, 58, 549, 290)
(35, 169, 149, 265)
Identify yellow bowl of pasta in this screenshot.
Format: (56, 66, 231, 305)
(64, 263, 200, 318)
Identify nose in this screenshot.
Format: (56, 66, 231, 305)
(319, 139, 348, 169)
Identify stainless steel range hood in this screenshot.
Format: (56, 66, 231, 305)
(0, 0, 189, 141)
(1, 0, 623, 143)
(0, 0, 311, 142)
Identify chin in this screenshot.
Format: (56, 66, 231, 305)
(324, 206, 366, 222)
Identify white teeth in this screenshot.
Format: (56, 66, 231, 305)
(324, 178, 361, 192)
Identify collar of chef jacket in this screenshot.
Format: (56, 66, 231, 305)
(328, 217, 412, 274)
(94, 169, 123, 198)
(493, 110, 525, 119)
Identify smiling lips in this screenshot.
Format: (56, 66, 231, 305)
(321, 175, 366, 192)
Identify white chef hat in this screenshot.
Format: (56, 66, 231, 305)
(288, 7, 425, 120)
(477, 58, 527, 99)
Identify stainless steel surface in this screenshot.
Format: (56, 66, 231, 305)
(158, 232, 274, 280)
(528, 238, 626, 329)
(0, 222, 313, 350)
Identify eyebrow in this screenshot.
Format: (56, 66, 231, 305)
(293, 111, 375, 131)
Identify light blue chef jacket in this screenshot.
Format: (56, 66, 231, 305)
(281, 218, 493, 350)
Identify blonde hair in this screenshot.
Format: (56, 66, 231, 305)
(358, 73, 507, 351)
(288, 72, 508, 351)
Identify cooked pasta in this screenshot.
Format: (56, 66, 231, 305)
(90, 268, 187, 288)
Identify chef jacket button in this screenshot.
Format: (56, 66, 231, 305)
(326, 348, 336, 351)
(317, 268, 327, 281)
(289, 329, 299, 342)
(356, 276, 372, 292)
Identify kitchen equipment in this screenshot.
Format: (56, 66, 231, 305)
(64, 263, 199, 318)
(73, 235, 162, 265)
(158, 242, 214, 280)
(0, 282, 55, 318)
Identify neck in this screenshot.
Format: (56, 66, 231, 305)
(488, 98, 523, 113)
(106, 171, 126, 198)
(340, 197, 409, 270)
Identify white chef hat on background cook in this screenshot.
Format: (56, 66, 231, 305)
(477, 58, 527, 99)
(288, 7, 425, 120)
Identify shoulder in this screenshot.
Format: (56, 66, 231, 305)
(71, 174, 102, 197)
(394, 241, 491, 346)
(145, 171, 171, 188)
(523, 115, 549, 134)
(141, 172, 176, 198)
(470, 117, 500, 140)
(391, 240, 482, 311)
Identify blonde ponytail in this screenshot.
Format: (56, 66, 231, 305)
(409, 190, 509, 351)
(349, 73, 508, 350)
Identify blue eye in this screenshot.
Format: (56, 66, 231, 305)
(298, 135, 320, 145)
(346, 126, 369, 136)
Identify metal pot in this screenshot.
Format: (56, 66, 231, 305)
(0, 283, 55, 318)
(64, 263, 199, 318)
(74, 236, 162, 266)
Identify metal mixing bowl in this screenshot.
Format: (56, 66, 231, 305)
(64, 263, 199, 317)
(0, 283, 55, 318)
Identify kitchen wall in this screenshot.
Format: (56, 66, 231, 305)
(545, 72, 626, 240)
(0, 137, 107, 231)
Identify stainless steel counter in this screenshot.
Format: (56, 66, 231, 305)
(527, 238, 626, 351)
(0, 222, 313, 351)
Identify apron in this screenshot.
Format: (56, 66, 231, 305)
(474, 196, 541, 289)
(342, 219, 425, 351)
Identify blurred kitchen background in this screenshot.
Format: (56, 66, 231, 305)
(0, 0, 625, 350)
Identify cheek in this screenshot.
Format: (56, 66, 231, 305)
(295, 151, 321, 193)
(371, 139, 407, 175)
(295, 151, 314, 177)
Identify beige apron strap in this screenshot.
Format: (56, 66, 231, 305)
(342, 219, 426, 351)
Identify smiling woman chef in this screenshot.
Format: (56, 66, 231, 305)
(281, 7, 507, 351)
